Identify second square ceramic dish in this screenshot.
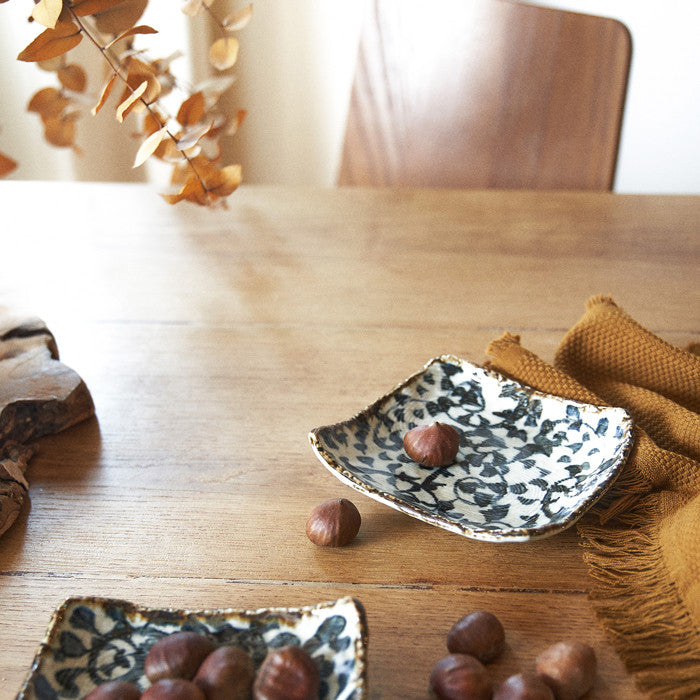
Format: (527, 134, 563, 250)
(17, 596, 367, 699)
(309, 355, 633, 542)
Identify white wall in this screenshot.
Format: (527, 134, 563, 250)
(2, 1, 699, 193)
(221, 1, 366, 187)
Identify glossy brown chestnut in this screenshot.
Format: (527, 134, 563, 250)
(142, 678, 206, 700)
(305, 497, 361, 547)
(428, 653, 491, 700)
(194, 645, 255, 700)
(144, 631, 216, 682)
(535, 640, 597, 700)
(493, 672, 555, 700)
(252, 645, 320, 700)
(446, 610, 506, 663)
(85, 680, 142, 700)
(403, 422, 460, 467)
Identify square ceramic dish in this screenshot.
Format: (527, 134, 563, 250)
(309, 355, 633, 542)
(17, 596, 367, 700)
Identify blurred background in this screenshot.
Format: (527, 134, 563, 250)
(1, 0, 698, 193)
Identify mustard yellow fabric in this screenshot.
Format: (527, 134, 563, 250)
(485, 295, 700, 698)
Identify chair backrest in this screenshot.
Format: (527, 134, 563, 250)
(338, 0, 631, 190)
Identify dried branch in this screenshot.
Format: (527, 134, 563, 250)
(1, 0, 250, 208)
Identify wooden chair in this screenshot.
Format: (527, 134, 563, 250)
(338, 0, 631, 190)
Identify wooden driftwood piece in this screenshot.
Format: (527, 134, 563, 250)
(0, 442, 35, 537)
(0, 308, 94, 537)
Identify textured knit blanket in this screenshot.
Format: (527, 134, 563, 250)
(486, 295, 699, 699)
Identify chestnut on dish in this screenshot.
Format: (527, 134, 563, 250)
(403, 422, 460, 467)
(252, 645, 320, 700)
(84, 681, 142, 700)
(194, 645, 256, 700)
(144, 631, 216, 682)
(141, 678, 206, 700)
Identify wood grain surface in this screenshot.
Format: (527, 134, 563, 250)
(0, 183, 698, 699)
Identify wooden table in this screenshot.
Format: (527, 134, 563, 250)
(0, 182, 698, 699)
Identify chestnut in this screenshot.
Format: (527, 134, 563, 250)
(403, 422, 460, 467)
(446, 610, 506, 663)
(535, 640, 597, 700)
(144, 631, 216, 682)
(194, 645, 255, 700)
(493, 672, 555, 700)
(142, 678, 206, 700)
(252, 645, 320, 700)
(305, 497, 361, 547)
(85, 680, 142, 700)
(428, 653, 491, 700)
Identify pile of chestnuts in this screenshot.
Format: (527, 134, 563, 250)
(429, 610, 597, 700)
(85, 631, 320, 700)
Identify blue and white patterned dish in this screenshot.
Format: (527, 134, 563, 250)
(18, 596, 367, 700)
(309, 355, 633, 542)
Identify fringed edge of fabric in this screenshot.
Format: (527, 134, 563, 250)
(578, 499, 700, 699)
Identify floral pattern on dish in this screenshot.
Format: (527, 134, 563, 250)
(309, 355, 633, 542)
(17, 596, 367, 700)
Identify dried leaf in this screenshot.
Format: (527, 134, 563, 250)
(71, 0, 132, 16)
(57, 64, 88, 93)
(119, 58, 161, 107)
(207, 164, 242, 197)
(28, 87, 70, 118)
(43, 115, 77, 148)
(163, 162, 241, 206)
(196, 75, 236, 99)
(93, 0, 148, 35)
(169, 160, 193, 186)
(225, 108, 247, 136)
(207, 109, 246, 141)
(209, 37, 239, 71)
(116, 80, 147, 123)
(0, 152, 18, 178)
(36, 56, 64, 72)
(181, 0, 214, 17)
(133, 127, 167, 168)
(92, 73, 117, 115)
(31, 0, 64, 29)
(223, 4, 253, 31)
(153, 50, 184, 72)
(176, 91, 205, 127)
(154, 137, 186, 163)
(142, 111, 166, 136)
(117, 79, 161, 112)
(175, 121, 213, 151)
(17, 20, 82, 63)
(105, 24, 158, 49)
(163, 174, 207, 205)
